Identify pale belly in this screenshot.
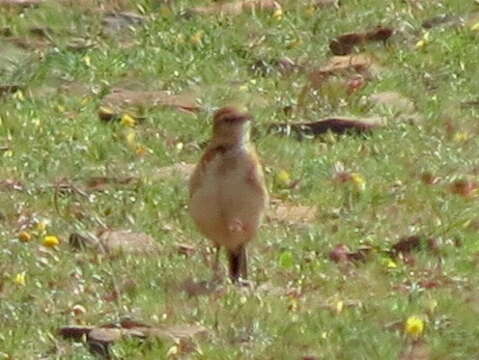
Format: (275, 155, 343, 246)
(189, 162, 266, 251)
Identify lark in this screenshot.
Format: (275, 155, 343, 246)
(189, 107, 268, 282)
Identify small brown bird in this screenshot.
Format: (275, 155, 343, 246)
(189, 106, 268, 282)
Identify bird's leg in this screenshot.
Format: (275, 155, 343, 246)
(227, 245, 247, 283)
(240, 247, 248, 281)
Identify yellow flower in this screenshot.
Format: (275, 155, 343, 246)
(272, 6, 283, 20)
(335, 300, 344, 314)
(276, 169, 291, 187)
(13, 272, 26, 286)
(386, 259, 397, 269)
(125, 130, 136, 146)
(350, 173, 366, 192)
(453, 131, 471, 143)
(13, 90, 24, 101)
(35, 221, 47, 232)
(82, 55, 91, 67)
(135, 145, 151, 156)
(190, 31, 204, 45)
(42, 235, 60, 248)
(121, 114, 136, 127)
(415, 32, 430, 49)
(18, 231, 32, 243)
(159, 4, 172, 17)
(426, 299, 438, 314)
(304, 5, 315, 17)
(176, 33, 185, 44)
(287, 38, 303, 49)
(405, 316, 424, 337)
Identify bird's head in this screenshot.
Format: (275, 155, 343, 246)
(211, 106, 252, 145)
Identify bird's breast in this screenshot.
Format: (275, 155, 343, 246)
(189, 149, 266, 249)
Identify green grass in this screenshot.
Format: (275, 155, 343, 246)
(1, 0, 479, 358)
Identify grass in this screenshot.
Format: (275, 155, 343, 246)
(1, 0, 479, 358)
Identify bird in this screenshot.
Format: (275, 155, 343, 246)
(189, 106, 268, 283)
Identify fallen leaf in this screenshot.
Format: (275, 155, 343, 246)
(268, 201, 316, 224)
(311, 0, 339, 8)
(0, 0, 41, 7)
(391, 236, 440, 257)
(0, 84, 20, 97)
(176, 243, 196, 256)
(368, 91, 415, 114)
(250, 57, 300, 77)
(0, 179, 24, 192)
(180, 278, 221, 297)
(329, 244, 372, 263)
(365, 26, 395, 42)
(299, 54, 382, 107)
(420, 172, 440, 185)
(28, 26, 52, 39)
(101, 88, 200, 115)
(392, 236, 422, 255)
(330, 26, 394, 55)
(449, 179, 478, 198)
(188, 0, 280, 16)
(98, 229, 160, 255)
(399, 340, 431, 360)
(8, 36, 50, 50)
(152, 163, 195, 182)
(422, 14, 466, 29)
(88, 328, 123, 344)
(103, 278, 137, 302)
(333, 171, 366, 191)
(102, 11, 145, 35)
(328, 244, 350, 263)
(85, 176, 138, 191)
(69, 230, 160, 256)
(59, 325, 95, 340)
(312, 53, 382, 82)
(60, 321, 208, 349)
(98, 106, 118, 122)
(69, 233, 100, 250)
(269, 117, 384, 138)
(329, 33, 364, 56)
(0, 26, 12, 36)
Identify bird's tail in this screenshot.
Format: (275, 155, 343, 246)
(227, 246, 247, 282)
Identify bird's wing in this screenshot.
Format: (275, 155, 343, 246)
(189, 144, 224, 199)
